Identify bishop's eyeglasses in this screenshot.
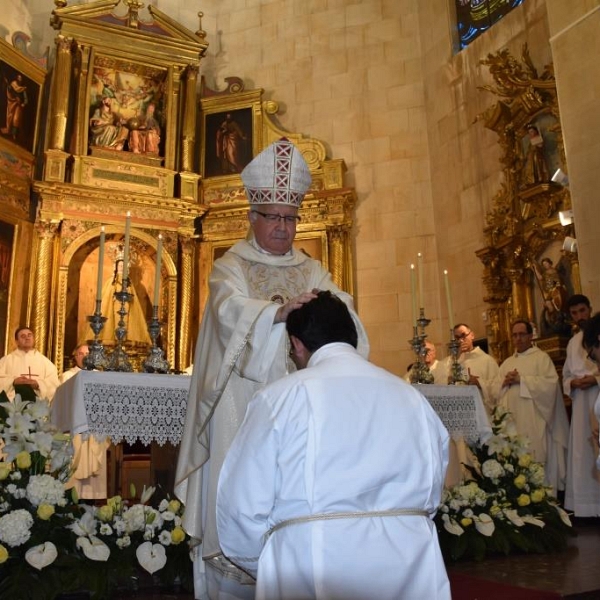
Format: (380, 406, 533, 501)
(252, 210, 301, 224)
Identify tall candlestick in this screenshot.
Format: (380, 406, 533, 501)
(95, 227, 105, 303)
(122, 212, 131, 283)
(444, 269, 454, 330)
(410, 263, 417, 326)
(153, 234, 163, 307)
(417, 252, 424, 309)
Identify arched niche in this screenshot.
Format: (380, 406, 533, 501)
(56, 225, 177, 374)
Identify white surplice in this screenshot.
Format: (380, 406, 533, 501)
(495, 345, 569, 494)
(174, 238, 369, 597)
(59, 367, 109, 499)
(217, 343, 450, 600)
(0, 349, 60, 401)
(563, 331, 600, 516)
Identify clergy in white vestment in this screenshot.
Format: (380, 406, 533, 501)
(448, 323, 500, 412)
(404, 340, 448, 385)
(563, 295, 600, 517)
(494, 320, 569, 495)
(217, 292, 450, 600)
(174, 139, 369, 599)
(582, 312, 600, 473)
(0, 326, 60, 401)
(59, 344, 109, 500)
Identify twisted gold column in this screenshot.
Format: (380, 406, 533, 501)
(32, 221, 60, 357)
(48, 36, 73, 151)
(327, 226, 347, 292)
(177, 236, 195, 370)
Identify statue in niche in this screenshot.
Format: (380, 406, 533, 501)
(100, 250, 151, 346)
(89, 94, 129, 151)
(216, 112, 248, 173)
(129, 102, 161, 155)
(522, 123, 549, 186)
(531, 256, 571, 337)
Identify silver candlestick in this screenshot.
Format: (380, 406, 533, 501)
(447, 331, 468, 385)
(143, 305, 170, 373)
(106, 278, 133, 372)
(408, 308, 434, 385)
(84, 299, 108, 370)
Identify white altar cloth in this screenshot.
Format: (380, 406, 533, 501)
(414, 384, 492, 445)
(51, 371, 190, 446)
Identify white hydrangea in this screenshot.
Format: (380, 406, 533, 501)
(116, 535, 131, 549)
(26, 474, 66, 506)
(528, 463, 545, 487)
(123, 504, 147, 533)
(481, 459, 505, 480)
(0, 509, 34, 547)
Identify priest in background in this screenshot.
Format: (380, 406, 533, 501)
(59, 343, 108, 500)
(494, 320, 569, 495)
(0, 326, 59, 401)
(175, 138, 369, 600)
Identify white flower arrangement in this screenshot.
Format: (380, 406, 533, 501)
(0, 394, 192, 599)
(435, 406, 574, 561)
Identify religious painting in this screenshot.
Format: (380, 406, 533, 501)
(203, 107, 253, 178)
(0, 39, 44, 154)
(0, 220, 15, 357)
(88, 56, 167, 157)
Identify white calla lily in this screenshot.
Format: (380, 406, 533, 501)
(76, 535, 110, 561)
(136, 541, 167, 574)
(553, 504, 572, 527)
(25, 542, 58, 570)
(441, 514, 464, 536)
(504, 509, 525, 527)
(521, 515, 545, 528)
(474, 513, 495, 536)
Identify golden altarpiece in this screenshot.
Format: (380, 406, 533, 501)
(0, 0, 358, 379)
(475, 46, 579, 369)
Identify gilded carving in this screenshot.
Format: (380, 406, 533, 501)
(476, 46, 577, 363)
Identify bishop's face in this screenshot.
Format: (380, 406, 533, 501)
(248, 204, 299, 255)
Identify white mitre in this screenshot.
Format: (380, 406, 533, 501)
(241, 137, 312, 207)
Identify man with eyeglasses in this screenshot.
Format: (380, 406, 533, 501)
(450, 323, 499, 412)
(563, 294, 600, 518)
(582, 312, 600, 473)
(493, 320, 568, 495)
(176, 138, 369, 599)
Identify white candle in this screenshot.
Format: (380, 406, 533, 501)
(95, 227, 105, 303)
(122, 212, 131, 282)
(444, 269, 454, 329)
(417, 252, 424, 310)
(153, 234, 163, 307)
(410, 264, 417, 326)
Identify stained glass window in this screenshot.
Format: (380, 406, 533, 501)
(455, 0, 525, 49)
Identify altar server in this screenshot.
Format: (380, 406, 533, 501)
(175, 138, 369, 599)
(217, 291, 450, 600)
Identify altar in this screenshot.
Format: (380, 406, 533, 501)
(414, 384, 492, 487)
(52, 371, 191, 499)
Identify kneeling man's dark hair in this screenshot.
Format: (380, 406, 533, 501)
(286, 291, 358, 352)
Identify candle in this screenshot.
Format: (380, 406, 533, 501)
(417, 252, 424, 309)
(410, 264, 417, 326)
(95, 227, 105, 303)
(122, 212, 131, 282)
(153, 234, 163, 307)
(444, 269, 454, 330)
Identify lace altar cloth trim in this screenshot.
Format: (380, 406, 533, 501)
(83, 382, 187, 446)
(415, 385, 490, 445)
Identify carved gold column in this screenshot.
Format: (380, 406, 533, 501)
(71, 44, 92, 157)
(180, 65, 200, 201)
(508, 268, 528, 321)
(327, 226, 347, 292)
(178, 235, 195, 370)
(32, 221, 60, 357)
(45, 36, 73, 182)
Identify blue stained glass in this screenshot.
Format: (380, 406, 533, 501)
(456, 0, 525, 49)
